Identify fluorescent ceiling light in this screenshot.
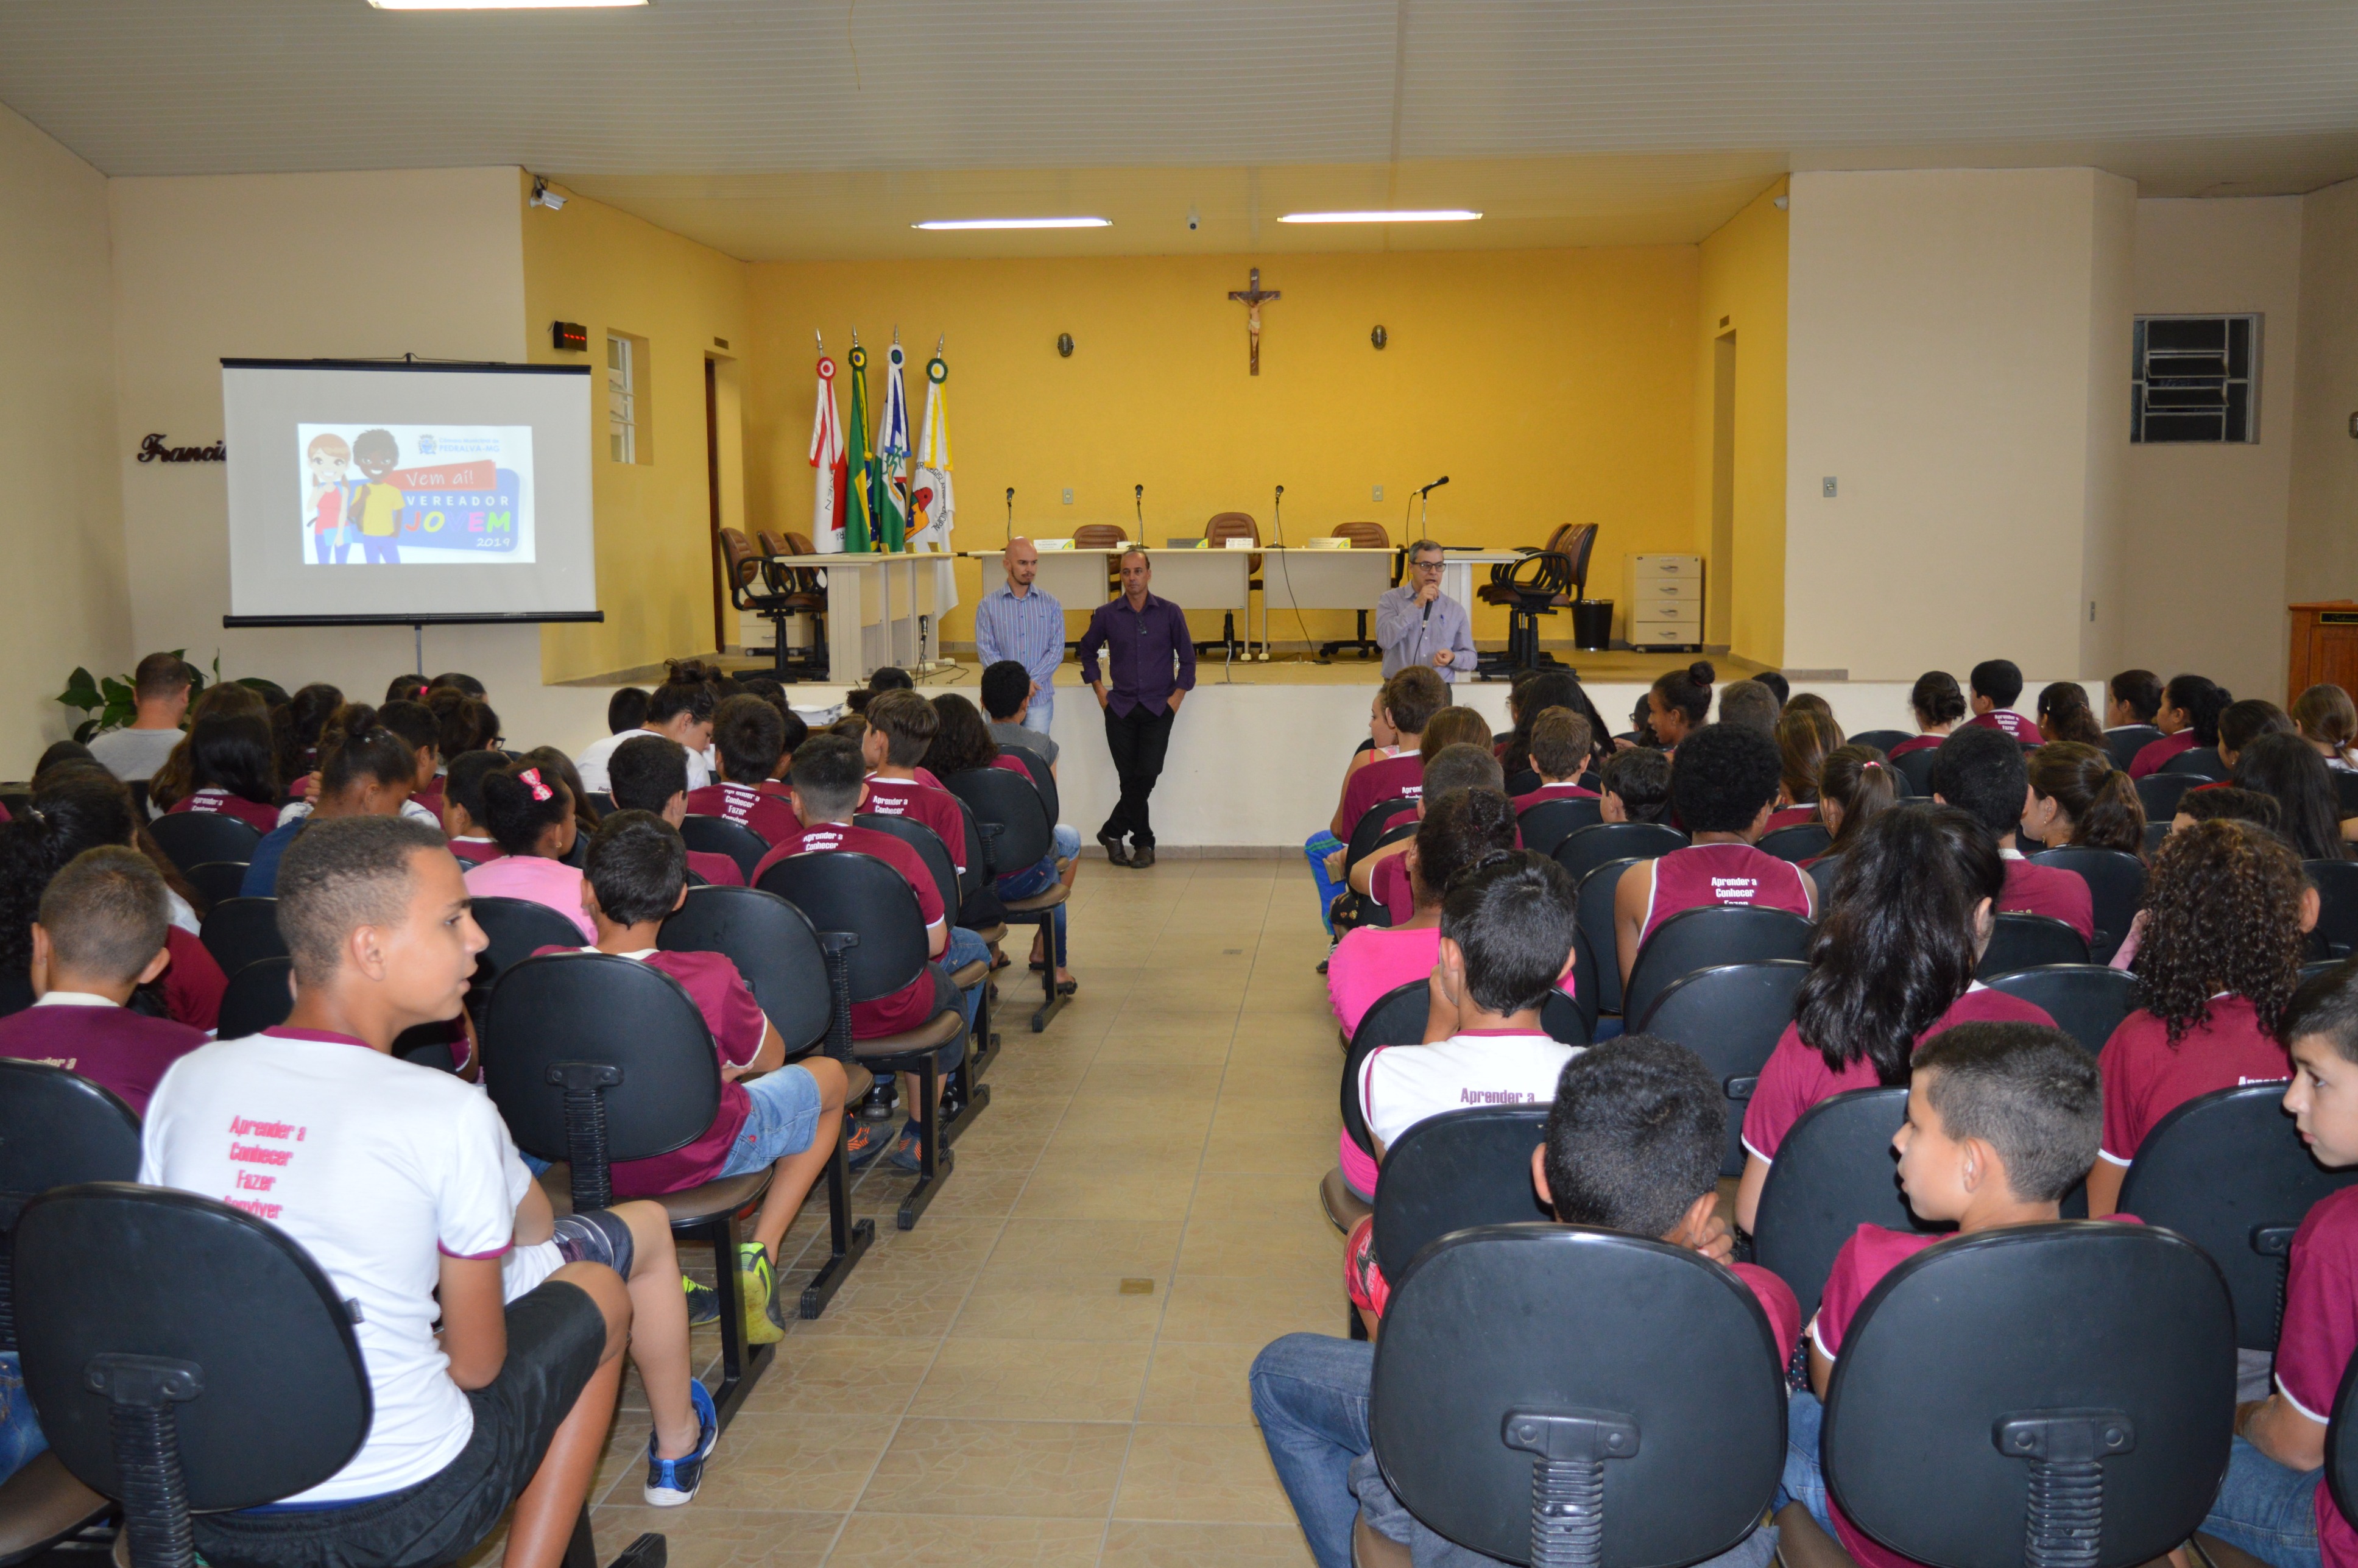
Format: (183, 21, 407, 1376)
(1277, 209, 1483, 224)
(912, 217, 1111, 231)
(368, 1, 646, 9)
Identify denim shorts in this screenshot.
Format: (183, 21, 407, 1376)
(717, 1064, 825, 1176)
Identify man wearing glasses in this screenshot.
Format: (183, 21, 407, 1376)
(1374, 540, 1477, 683)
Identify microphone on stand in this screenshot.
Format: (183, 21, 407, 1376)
(1134, 484, 1144, 526)
(1417, 475, 1450, 497)
(1004, 486, 1015, 546)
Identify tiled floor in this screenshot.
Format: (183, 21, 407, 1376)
(588, 856, 1338, 1566)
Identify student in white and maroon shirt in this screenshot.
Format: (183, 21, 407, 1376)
(1734, 803, 2053, 1234)
(1962, 658, 2038, 743)
(439, 749, 509, 867)
(1928, 726, 2094, 941)
(1330, 666, 1448, 839)
(605, 735, 745, 888)
(161, 712, 282, 833)
(683, 694, 801, 846)
(1887, 670, 1968, 761)
(1508, 708, 1598, 813)
(858, 690, 975, 877)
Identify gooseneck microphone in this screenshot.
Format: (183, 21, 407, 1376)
(1135, 483, 1144, 524)
(1004, 486, 1015, 546)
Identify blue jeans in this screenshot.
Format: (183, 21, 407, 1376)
(995, 825, 1078, 967)
(1779, 1390, 1837, 1536)
(947, 925, 990, 1035)
(1023, 696, 1053, 735)
(0, 1354, 45, 1486)
(716, 1064, 825, 1176)
(2201, 1436, 2324, 1568)
(1305, 832, 1347, 935)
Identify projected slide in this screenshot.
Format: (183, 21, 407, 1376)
(298, 423, 534, 566)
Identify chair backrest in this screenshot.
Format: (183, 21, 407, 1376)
(1753, 1087, 1943, 1318)
(216, 956, 296, 1039)
(755, 850, 933, 1004)
(942, 765, 1054, 874)
(2116, 1082, 2358, 1351)
(197, 895, 286, 977)
(2135, 772, 2197, 821)
(1567, 925, 1602, 1040)
(1342, 981, 1431, 1159)
(1553, 821, 1686, 891)
(1502, 768, 1542, 798)
(2337, 769, 2358, 819)
(1807, 852, 1844, 905)
(0, 1060, 142, 1350)
(2160, 745, 2231, 780)
(680, 814, 771, 883)
(1848, 730, 1913, 754)
(2105, 724, 2164, 772)
(1623, 905, 1814, 1028)
(718, 526, 768, 607)
(2309, 858, 2358, 962)
(1344, 794, 1421, 871)
(1823, 1223, 2234, 1568)
(1539, 987, 1588, 1047)
(1072, 522, 1126, 551)
(855, 813, 961, 927)
(1332, 520, 1389, 554)
(2031, 846, 2147, 964)
(1371, 1105, 1554, 1280)
(1555, 521, 1599, 594)
(148, 812, 261, 874)
(1892, 747, 1940, 797)
(1516, 796, 1603, 856)
(660, 884, 833, 1052)
(1756, 822, 1832, 863)
(1977, 912, 2091, 978)
(1204, 510, 1261, 573)
(752, 529, 794, 593)
(1003, 746, 1060, 827)
(1574, 858, 1639, 1016)
(182, 860, 250, 911)
(2143, 819, 2170, 855)
(1371, 1226, 1789, 1567)
(1633, 961, 1808, 1179)
(468, 895, 591, 1005)
(1982, 963, 2137, 1056)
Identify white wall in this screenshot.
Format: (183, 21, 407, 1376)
(2125, 198, 2303, 701)
(1784, 168, 2136, 681)
(0, 104, 132, 772)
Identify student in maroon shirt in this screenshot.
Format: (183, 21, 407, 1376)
(1644, 660, 1716, 752)
(1781, 1023, 2108, 1568)
(2086, 818, 2313, 1216)
(1929, 724, 2094, 941)
(683, 694, 801, 847)
(1767, 705, 1841, 830)
(1886, 670, 1968, 760)
(1963, 658, 2038, 743)
(858, 690, 974, 877)
(2130, 673, 2228, 778)
(605, 735, 745, 888)
(1735, 804, 2054, 1233)
(163, 712, 281, 834)
(1508, 708, 1599, 813)
(1330, 666, 1446, 838)
(0, 846, 203, 1114)
(1812, 745, 1901, 864)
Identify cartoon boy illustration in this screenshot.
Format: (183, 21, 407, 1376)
(348, 428, 406, 565)
(305, 433, 352, 564)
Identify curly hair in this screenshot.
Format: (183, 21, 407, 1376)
(2133, 818, 2307, 1045)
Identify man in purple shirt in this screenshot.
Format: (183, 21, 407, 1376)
(1077, 548, 1195, 869)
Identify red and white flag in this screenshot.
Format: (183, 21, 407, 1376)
(808, 347, 847, 553)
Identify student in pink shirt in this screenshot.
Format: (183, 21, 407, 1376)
(1929, 725, 2094, 942)
(163, 712, 282, 833)
(1885, 670, 1967, 760)
(683, 694, 802, 846)
(461, 762, 595, 941)
(1780, 1023, 2108, 1568)
(1354, 732, 1511, 919)
(1507, 708, 1599, 813)
(1615, 721, 1815, 986)
(2085, 818, 2314, 1216)
(2129, 673, 2228, 778)
(1962, 658, 2038, 743)
(605, 735, 744, 888)
(1735, 804, 2054, 1232)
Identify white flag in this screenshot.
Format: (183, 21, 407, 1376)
(807, 349, 846, 553)
(912, 345, 958, 612)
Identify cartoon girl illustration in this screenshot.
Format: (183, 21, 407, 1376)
(305, 433, 353, 564)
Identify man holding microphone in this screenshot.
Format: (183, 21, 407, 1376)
(1078, 548, 1195, 869)
(1374, 539, 1477, 682)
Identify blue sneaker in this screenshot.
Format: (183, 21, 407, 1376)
(887, 1120, 927, 1174)
(643, 1377, 719, 1506)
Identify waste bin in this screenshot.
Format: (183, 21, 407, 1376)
(1572, 599, 1614, 652)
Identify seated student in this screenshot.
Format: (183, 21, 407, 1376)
(684, 694, 801, 846)
(1812, 745, 1899, 864)
(2019, 741, 2145, 856)
(1645, 660, 1716, 752)
(376, 699, 448, 822)
(164, 711, 281, 832)
(858, 690, 975, 875)
(607, 735, 744, 888)
(1929, 725, 2094, 940)
(1781, 1023, 2105, 1568)
(2106, 667, 2164, 736)
(1614, 722, 1815, 984)
(1616, 691, 1661, 751)
(577, 674, 716, 794)
(523, 746, 603, 850)
(1509, 709, 1598, 811)
(428, 687, 503, 768)
(428, 669, 489, 699)
(2101, 786, 2284, 973)
(1716, 678, 1781, 737)
(981, 659, 1059, 768)
(2218, 698, 2298, 772)
(924, 692, 1034, 785)
(1735, 804, 2055, 1232)
(2034, 681, 2105, 746)
(383, 673, 432, 707)
(271, 683, 344, 801)
(141, 816, 721, 1549)
(1598, 744, 1672, 824)
(463, 762, 595, 941)
(88, 652, 194, 786)
(1767, 705, 1843, 829)
(1757, 669, 1792, 707)
(440, 749, 510, 866)
(2130, 673, 2229, 777)
(538, 813, 847, 1346)
(1495, 669, 1611, 779)
(608, 685, 650, 736)
(1886, 670, 1968, 758)
(752, 735, 980, 1173)
(1329, 666, 1447, 841)
(242, 724, 422, 897)
(1353, 743, 1509, 917)
(2236, 731, 2355, 863)
(2084, 818, 2310, 1217)
(0, 846, 204, 1113)
(2293, 682, 2358, 771)
(1255, 1037, 1799, 1568)
(1963, 658, 2038, 742)
(926, 693, 1080, 992)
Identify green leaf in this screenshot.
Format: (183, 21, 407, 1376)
(72, 718, 98, 744)
(99, 676, 131, 705)
(55, 667, 101, 710)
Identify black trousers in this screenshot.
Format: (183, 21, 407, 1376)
(1101, 703, 1176, 847)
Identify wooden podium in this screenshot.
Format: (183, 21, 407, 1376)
(2289, 601, 2358, 705)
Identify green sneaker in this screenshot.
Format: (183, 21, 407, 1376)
(737, 1243, 785, 1344)
(682, 1275, 719, 1326)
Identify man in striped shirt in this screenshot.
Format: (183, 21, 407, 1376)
(972, 539, 1067, 736)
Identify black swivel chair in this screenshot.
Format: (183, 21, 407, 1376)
(942, 765, 1074, 1036)
(1573, 860, 1640, 1019)
(1369, 1107, 1555, 1290)
(1566, 926, 1603, 1042)
(2116, 1083, 2358, 1355)
(757, 852, 966, 1231)
(1369, 1226, 1788, 1568)
(1893, 748, 1941, 797)
(1751, 1087, 1932, 1316)
(1552, 821, 1686, 892)
(196, 896, 284, 979)
(1978, 913, 2092, 979)
(1004, 746, 1061, 829)
(2031, 846, 2147, 966)
(1807, 853, 1845, 905)
(659, 884, 875, 1319)
(2105, 724, 2164, 772)
(2337, 769, 2358, 820)
(2309, 860, 2358, 963)
(1516, 797, 1603, 858)
(2136, 772, 2198, 822)
(1983, 964, 2138, 1056)
(680, 814, 770, 884)
(2144, 819, 2172, 855)
(1622, 905, 1813, 1028)
(180, 861, 249, 911)
(1634, 961, 1808, 1179)
(855, 811, 995, 1132)
(2162, 745, 2233, 782)
(1344, 797, 1422, 874)
(1757, 822, 1833, 864)
(1848, 730, 1913, 754)
(482, 952, 774, 1427)
(465, 896, 591, 1017)
(216, 956, 295, 1039)
(1815, 1223, 2233, 1568)
(146, 814, 260, 875)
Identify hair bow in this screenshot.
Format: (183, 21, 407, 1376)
(518, 767, 554, 802)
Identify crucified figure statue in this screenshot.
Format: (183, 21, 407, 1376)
(1228, 266, 1281, 375)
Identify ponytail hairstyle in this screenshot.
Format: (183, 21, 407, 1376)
(317, 722, 420, 803)
(2233, 732, 2348, 863)
(428, 688, 500, 760)
(1795, 803, 2003, 1084)
(1910, 670, 1968, 729)
(2293, 684, 2358, 766)
(2025, 741, 2145, 854)
(1408, 788, 1519, 912)
(1498, 669, 1612, 777)
(384, 674, 434, 707)
(2134, 818, 2307, 1043)
(272, 683, 344, 786)
(2165, 674, 2232, 746)
(520, 746, 600, 838)
(1775, 707, 1844, 805)
(2218, 699, 2294, 760)
(186, 712, 277, 805)
(478, 761, 577, 858)
(1818, 745, 1899, 855)
(2035, 682, 2105, 746)
(1650, 660, 1717, 729)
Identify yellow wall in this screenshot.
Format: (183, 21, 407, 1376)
(744, 248, 1703, 646)
(1696, 181, 1789, 666)
(521, 177, 750, 682)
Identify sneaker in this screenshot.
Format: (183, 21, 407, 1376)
(888, 1120, 927, 1174)
(737, 1243, 785, 1346)
(845, 1118, 892, 1170)
(682, 1276, 719, 1326)
(642, 1377, 720, 1506)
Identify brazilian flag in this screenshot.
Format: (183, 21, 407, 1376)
(845, 340, 877, 552)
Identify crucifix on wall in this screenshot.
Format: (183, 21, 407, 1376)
(1228, 266, 1281, 375)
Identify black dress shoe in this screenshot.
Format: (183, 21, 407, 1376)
(1098, 831, 1132, 866)
(1131, 845, 1157, 869)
